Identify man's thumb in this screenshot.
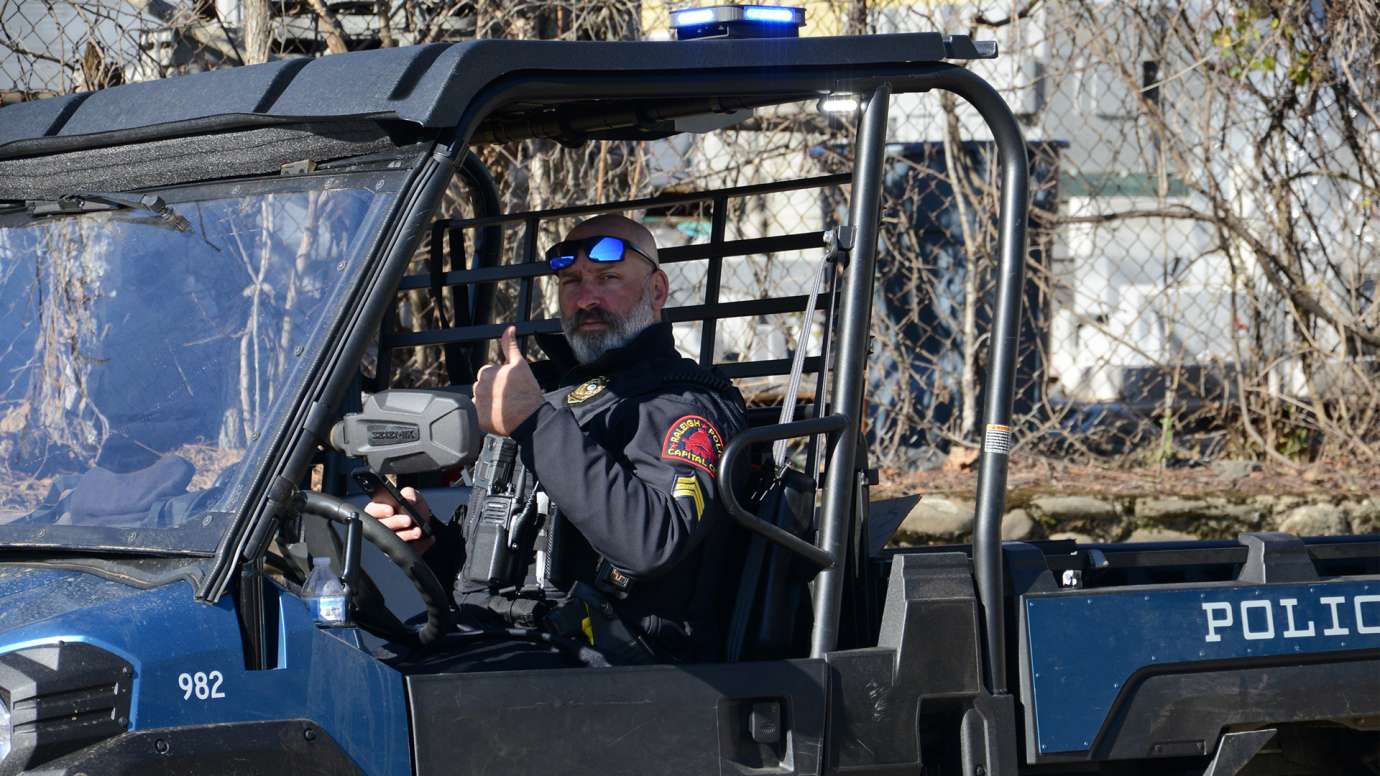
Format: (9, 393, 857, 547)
(501, 325, 524, 364)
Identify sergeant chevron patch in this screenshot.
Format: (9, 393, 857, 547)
(673, 475, 705, 519)
(661, 415, 724, 475)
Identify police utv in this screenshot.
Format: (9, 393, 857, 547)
(0, 5, 1377, 775)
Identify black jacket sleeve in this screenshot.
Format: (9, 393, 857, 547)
(509, 394, 731, 578)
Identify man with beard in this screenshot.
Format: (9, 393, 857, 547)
(367, 214, 749, 666)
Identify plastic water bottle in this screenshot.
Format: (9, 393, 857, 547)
(303, 557, 348, 625)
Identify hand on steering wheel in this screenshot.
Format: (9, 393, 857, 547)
(364, 486, 437, 555)
(297, 491, 453, 646)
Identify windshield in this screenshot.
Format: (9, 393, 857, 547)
(0, 172, 402, 553)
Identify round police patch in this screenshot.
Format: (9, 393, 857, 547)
(661, 415, 724, 475)
(566, 376, 609, 405)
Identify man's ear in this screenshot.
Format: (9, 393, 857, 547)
(650, 269, 670, 312)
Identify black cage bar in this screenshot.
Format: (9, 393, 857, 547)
(382, 173, 852, 381)
(350, 62, 1028, 694)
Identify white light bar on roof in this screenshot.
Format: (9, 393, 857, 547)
(818, 94, 861, 114)
(672, 8, 716, 26)
(671, 5, 806, 40)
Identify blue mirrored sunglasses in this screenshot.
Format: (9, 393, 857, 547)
(544, 235, 652, 272)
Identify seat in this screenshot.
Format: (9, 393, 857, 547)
(724, 465, 817, 661)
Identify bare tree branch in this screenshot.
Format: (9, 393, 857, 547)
(304, 0, 352, 54)
(122, 0, 243, 63)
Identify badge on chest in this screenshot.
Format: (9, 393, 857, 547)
(566, 376, 610, 405)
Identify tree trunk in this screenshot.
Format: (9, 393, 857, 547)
(942, 92, 983, 441)
(242, 0, 272, 65)
(305, 0, 353, 54)
(378, 0, 395, 47)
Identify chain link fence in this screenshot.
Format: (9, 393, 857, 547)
(5, 0, 1377, 475)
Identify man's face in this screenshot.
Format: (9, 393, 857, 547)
(556, 235, 668, 364)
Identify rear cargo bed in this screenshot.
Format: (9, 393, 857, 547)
(1006, 533, 1380, 766)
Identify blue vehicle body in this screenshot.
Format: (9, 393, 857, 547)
(1024, 577, 1380, 755)
(0, 566, 409, 774)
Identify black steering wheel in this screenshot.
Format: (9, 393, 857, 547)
(296, 490, 454, 646)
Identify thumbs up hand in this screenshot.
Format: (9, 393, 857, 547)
(473, 326, 546, 436)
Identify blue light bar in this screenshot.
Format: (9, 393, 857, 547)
(670, 5, 806, 40)
(742, 6, 800, 24)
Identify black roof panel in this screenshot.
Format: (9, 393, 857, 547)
(0, 93, 87, 146)
(59, 58, 310, 137)
(263, 43, 452, 123)
(0, 33, 995, 160)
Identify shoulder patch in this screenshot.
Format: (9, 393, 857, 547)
(661, 415, 725, 475)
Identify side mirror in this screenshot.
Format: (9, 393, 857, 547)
(328, 389, 482, 475)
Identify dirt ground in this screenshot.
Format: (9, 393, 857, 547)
(874, 452, 1380, 502)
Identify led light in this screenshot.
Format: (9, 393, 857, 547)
(672, 8, 716, 27)
(818, 94, 861, 114)
(670, 4, 805, 39)
(0, 694, 10, 762)
(743, 6, 799, 23)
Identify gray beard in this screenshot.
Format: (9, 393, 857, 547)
(562, 290, 658, 365)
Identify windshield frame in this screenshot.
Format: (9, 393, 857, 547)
(0, 166, 412, 557)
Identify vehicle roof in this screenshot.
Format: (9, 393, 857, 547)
(0, 33, 993, 161)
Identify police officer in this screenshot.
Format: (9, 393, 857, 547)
(367, 214, 749, 664)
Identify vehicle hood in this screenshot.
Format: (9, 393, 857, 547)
(0, 565, 167, 637)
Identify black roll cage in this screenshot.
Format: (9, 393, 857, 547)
(398, 172, 849, 373)
(207, 56, 1030, 693)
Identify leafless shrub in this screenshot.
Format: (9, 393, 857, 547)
(5, 0, 1375, 475)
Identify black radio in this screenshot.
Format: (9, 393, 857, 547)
(458, 435, 543, 593)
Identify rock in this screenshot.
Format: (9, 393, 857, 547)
(1344, 499, 1380, 534)
(1130, 496, 1266, 539)
(1031, 496, 1118, 521)
(1211, 459, 1261, 480)
(1202, 498, 1269, 531)
(1001, 508, 1035, 541)
(1029, 496, 1122, 538)
(1135, 497, 1212, 522)
(1128, 527, 1197, 542)
(1271, 495, 1306, 513)
(1049, 531, 1094, 544)
(897, 495, 974, 541)
(1278, 503, 1348, 536)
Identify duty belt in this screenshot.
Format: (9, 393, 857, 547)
(542, 581, 655, 665)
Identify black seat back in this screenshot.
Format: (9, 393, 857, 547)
(724, 466, 817, 661)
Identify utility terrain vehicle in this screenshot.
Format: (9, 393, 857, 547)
(0, 6, 1376, 775)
